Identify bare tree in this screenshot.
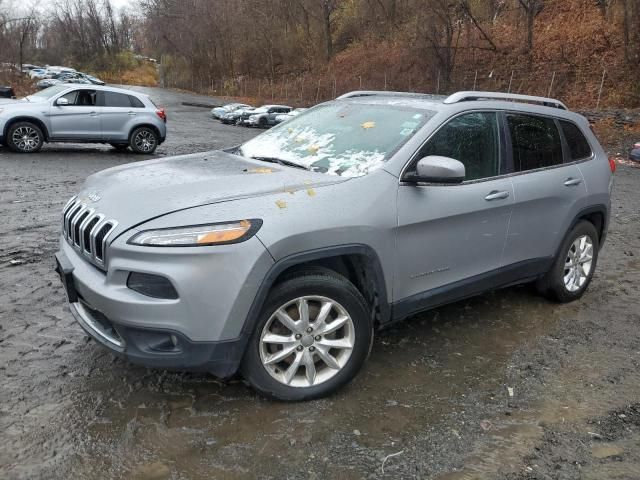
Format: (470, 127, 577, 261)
(517, 0, 543, 52)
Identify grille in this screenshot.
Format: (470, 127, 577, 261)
(62, 197, 118, 267)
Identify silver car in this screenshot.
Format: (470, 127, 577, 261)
(0, 84, 167, 153)
(55, 90, 613, 400)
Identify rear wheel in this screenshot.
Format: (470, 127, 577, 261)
(537, 220, 599, 302)
(241, 269, 373, 401)
(7, 122, 44, 153)
(129, 126, 158, 154)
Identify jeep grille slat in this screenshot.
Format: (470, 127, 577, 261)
(61, 199, 118, 268)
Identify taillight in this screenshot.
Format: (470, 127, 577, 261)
(608, 157, 616, 173)
(156, 108, 167, 123)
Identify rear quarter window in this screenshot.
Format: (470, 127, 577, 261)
(129, 95, 145, 108)
(560, 120, 592, 160)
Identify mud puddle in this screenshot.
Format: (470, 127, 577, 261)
(63, 288, 561, 479)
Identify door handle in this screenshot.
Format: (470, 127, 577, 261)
(484, 190, 510, 201)
(127, 111, 136, 116)
(564, 177, 582, 186)
(89, 111, 98, 117)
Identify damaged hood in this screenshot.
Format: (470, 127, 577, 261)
(75, 150, 346, 231)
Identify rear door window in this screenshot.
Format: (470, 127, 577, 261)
(559, 120, 592, 160)
(102, 91, 132, 108)
(507, 114, 563, 172)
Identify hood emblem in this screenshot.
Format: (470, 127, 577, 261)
(87, 192, 102, 202)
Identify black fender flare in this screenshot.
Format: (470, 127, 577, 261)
(242, 244, 391, 337)
(552, 204, 609, 264)
(224, 244, 391, 373)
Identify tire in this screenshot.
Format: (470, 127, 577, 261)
(536, 220, 599, 303)
(110, 143, 128, 151)
(241, 268, 374, 401)
(259, 117, 268, 128)
(7, 121, 44, 153)
(129, 126, 158, 154)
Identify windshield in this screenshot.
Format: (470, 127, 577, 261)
(252, 107, 268, 114)
(241, 102, 434, 177)
(27, 84, 70, 100)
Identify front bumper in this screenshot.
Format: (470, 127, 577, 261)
(55, 232, 273, 377)
(67, 297, 246, 377)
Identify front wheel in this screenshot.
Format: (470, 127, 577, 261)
(7, 122, 44, 153)
(241, 269, 373, 401)
(537, 220, 599, 302)
(129, 126, 158, 154)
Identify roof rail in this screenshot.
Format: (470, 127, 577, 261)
(337, 90, 443, 100)
(443, 91, 568, 110)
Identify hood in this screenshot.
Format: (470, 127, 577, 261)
(0, 98, 22, 106)
(76, 150, 347, 232)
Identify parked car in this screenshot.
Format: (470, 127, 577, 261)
(55, 90, 613, 401)
(221, 106, 255, 125)
(0, 84, 166, 153)
(246, 105, 293, 127)
(36, 78, 61, 89)
(37, 73, 95, 89)
(630, 142, 640, 162)
(84, 74, 105, 86)
(29, 68, 48, 79)
(274, 107, 308, 125)
(211, 103, 251, 120)
(0, 86, 15, 99)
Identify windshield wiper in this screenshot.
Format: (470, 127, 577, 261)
(251, 156, 310, 171)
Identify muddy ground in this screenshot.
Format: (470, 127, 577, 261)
(1, 87, 639, 480)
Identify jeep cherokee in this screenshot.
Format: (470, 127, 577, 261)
(55, 90, 613, 400)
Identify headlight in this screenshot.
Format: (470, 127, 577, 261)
(128, 219, 262, 247)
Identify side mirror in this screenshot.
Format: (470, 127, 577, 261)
(56, 97, 69, 106)
(404, 155, 465, 184)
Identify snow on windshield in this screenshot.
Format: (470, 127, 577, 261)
(241, 103, 434, 177)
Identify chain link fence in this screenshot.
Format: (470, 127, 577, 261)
(159, 63, 632, 110)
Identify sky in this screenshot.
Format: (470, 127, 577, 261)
(110, 0, 135, 8)
(2, 0, 137, 15)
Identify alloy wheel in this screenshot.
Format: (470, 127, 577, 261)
(12, 126, 40, 152)
(259, 296, 355, 388)
(563, 234, 593, 292)
(134, 130, 156, 152)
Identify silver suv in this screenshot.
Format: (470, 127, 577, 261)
(55, 91, 613, 400)
(0, 84, 166, 153)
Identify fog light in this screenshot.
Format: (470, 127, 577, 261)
(127, 272, 178, 299)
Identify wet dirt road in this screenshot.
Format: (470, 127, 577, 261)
(1, 88, 639, 480)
